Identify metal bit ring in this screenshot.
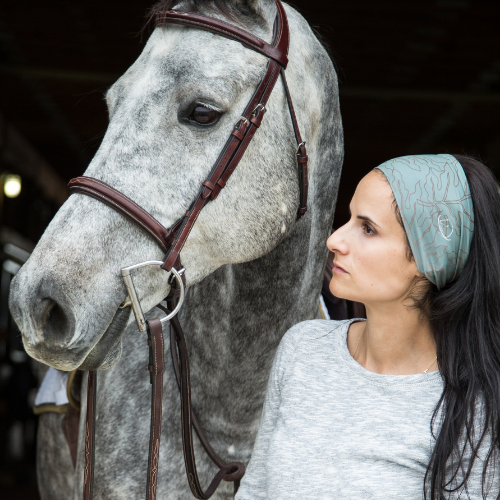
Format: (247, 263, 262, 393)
(121, 261, 185, 332)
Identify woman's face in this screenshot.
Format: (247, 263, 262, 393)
(327, 170, 420, 305)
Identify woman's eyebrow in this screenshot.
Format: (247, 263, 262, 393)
(357, 215, 380, 228)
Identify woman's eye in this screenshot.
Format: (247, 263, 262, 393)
(188, 105, 220, 125)
(363, 223, 374, 235)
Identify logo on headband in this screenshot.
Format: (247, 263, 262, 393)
(438, 214, 454, 241)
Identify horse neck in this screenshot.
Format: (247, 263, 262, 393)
(179, 216, 326, 365)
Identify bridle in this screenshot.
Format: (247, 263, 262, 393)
(67, 1, 308, 499)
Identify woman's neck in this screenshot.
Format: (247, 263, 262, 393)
(348, 301, 437, 375)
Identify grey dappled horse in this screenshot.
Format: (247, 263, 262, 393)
(9, 0, 343, 498)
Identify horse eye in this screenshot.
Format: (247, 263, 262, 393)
(189, 105, 220, 125)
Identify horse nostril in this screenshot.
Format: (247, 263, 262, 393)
(47, 301, 67, 330)
(39, 298, 71, 345)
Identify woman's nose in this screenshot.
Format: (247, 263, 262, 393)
(327, 225, 349, 255)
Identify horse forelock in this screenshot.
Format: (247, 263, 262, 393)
(147, 0, 267, 27)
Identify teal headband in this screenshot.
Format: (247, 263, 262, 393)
(375, 154, 474, 289)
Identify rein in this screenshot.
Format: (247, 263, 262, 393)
(68, 2, 308, 498)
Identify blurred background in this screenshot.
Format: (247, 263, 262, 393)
(0, 0, 498, 497)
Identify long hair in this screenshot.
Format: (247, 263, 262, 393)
(393, 155, 500, 498)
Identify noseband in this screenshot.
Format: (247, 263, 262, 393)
(68, 2, 308, 499)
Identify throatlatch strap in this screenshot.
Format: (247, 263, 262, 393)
(83, 371, 97, 500)
(279, 68, 308, 218)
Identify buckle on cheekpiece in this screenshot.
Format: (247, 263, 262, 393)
(252, 103, 266, 117)
(296, 141, 306, 155)
(234, 116, 249, 129)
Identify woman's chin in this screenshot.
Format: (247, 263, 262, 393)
(329, 282, 350, 302)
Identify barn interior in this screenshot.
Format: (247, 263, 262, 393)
(0, 0, 498, 498)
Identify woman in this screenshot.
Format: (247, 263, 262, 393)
(235, 154, 500, 499)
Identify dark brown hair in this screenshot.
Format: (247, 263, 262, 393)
(388, 155, 500, 499)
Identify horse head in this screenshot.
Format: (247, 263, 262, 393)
(9, 0, 342, 372)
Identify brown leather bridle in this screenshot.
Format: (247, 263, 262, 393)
(68, 2, 308, 499)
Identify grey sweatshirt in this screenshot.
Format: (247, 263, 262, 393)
(236, 319, 497, 500)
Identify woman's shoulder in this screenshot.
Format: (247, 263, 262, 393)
(270, 319, 353, 390)
(284, 318, 351, 343)
(275, 319, 352, 365)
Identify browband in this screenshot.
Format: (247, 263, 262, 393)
(156, 10, 289, 67)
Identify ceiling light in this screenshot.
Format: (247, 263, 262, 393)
(4, 175, 21, 198)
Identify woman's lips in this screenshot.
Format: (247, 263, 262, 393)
(332, 263, 348, 274)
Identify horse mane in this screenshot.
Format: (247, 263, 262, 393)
(148, 0, 263, 26)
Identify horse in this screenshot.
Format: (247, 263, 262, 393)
(9, 0, 343, 498)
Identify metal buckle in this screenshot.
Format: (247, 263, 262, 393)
(296, 141, 306, 155)
(120, 261, 185, 332)
(252, 103, 266, 117)
(234, 116, 249, 129)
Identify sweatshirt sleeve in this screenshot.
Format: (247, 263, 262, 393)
(235, 322, 306, 500)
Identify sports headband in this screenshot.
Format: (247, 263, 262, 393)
(375, 154, 474, 289)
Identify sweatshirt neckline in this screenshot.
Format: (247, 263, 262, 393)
(337, 319, 443, 388)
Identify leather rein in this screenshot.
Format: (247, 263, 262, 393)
(68, 2, 308, 499)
